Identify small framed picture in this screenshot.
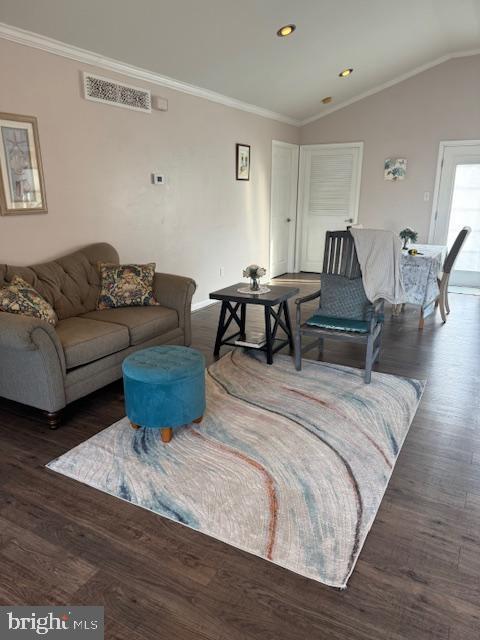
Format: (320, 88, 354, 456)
(236, 143, 250, 181)
(384, 158, 407, 181)
(0, 112, 48, 215)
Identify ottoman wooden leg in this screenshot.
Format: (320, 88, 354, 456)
(161, 427, 173, 443)
(130, 422, 141, 430)
(193, 416, 203, 424)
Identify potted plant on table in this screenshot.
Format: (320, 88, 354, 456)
(243, 264, 266, 292)
(399, 227, 418, 250)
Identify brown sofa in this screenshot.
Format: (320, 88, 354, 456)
(0, 243, 196, 427)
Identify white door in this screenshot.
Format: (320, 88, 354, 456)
(269, 141, 299, 278)
(297, 143, 363, 272)
(432, 142, 480, 287)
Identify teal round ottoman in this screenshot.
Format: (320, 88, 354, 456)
(122, 346, 206, 443)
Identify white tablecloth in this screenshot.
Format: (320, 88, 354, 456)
(401, 244, 447, 308)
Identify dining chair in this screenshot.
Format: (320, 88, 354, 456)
(437, 226, 471, 322)
(294, 230, 384, 383)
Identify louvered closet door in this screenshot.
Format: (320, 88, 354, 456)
(298, 143, 363, 272)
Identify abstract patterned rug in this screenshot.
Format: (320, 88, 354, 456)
(47, 350, 424, 588)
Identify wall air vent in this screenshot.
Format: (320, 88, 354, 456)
(82, 72, 152, 113)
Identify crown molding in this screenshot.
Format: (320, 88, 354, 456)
(2, 21, 479, 130)
(0, 22, 301, 127)
(300, 47, 480, 126)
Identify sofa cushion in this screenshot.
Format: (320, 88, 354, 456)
(0, 275, 58, 326)
(1, 243, 119, 320)
(306, 314, 369, 333)
(319, 274, 372, 320)
(81, 306, 178, 346)
(55, 317, 130, 369)
(97, 262, 158, 309)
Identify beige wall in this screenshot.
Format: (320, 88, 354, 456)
(300, 54, 480, 242)
(2, 38, 479, 295)
(0, 38, 298, 304)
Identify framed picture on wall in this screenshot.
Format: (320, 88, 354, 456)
(0, 113, 48, 215)
(236, 143, 250, 181)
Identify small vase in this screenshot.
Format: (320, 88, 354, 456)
(250, 277, 260, 291)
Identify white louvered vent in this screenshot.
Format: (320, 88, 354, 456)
(83, 73, 152, 113)
(308, 153, 354, 216)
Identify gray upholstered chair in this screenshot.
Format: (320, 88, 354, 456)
(437, 226, 471, 322)
(294, 230, 384, 384)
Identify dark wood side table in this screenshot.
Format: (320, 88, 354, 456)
(209, 284, 299, 365)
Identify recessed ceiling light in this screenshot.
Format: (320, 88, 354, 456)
(339, 68, 353, 77)
(322, 96, 333, 104)
(277, 24, 296, 37)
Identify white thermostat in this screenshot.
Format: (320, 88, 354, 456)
(151, 173, 165, 185)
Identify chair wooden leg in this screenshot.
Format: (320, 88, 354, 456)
(445, 275, 451, 314)
(418, 308, 425, 330)
(439, 296, 447, 323)
(294, 330, 302, 370)
(365, 334, 374, 384)
(374, 326, 383, 363)
(317, 337, 324, 361)
(161, 427, 173, 443)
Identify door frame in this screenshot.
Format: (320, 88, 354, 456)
(295, 142, 364, 272)
(269, 140, 300, 277)
(428, 139, 480, 242)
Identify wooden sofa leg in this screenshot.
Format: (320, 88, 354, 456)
(45, 410, 62, 430)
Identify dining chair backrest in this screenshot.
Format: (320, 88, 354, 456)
(443, 226, 471, 274)
(323, 230, 362, 279)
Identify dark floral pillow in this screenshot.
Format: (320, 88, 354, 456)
(0, 275, 58, 325)
(97, 263, 159, 309)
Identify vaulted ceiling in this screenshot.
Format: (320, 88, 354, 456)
(1, 0, 479, 124)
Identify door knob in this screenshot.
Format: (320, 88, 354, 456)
(344, 218, 353, 223)
(286, 218, 292, 222)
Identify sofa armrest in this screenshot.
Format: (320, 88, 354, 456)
(153, 273, 197, 346)
(0, 313, 67, 412)
(0, 313, 65, 364)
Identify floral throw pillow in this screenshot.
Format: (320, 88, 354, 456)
(97, 263, 159, 309)
(0, 275, 58, 325)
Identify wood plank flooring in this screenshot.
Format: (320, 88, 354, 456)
(0, 278, 479, 639)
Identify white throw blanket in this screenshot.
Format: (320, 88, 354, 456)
(350, 228, 406, 304)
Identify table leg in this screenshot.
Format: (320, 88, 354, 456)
(264, 306, 274, 365)
(214, 301, 227, 356)
(240, 303, 246, 339)
(418, 307, 424, 330)
(282, 300, 294, 352)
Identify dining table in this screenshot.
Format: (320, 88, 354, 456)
(396, 243, 447, 329)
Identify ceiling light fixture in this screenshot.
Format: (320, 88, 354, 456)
(322, 96, 333, 104)
(339, 68, 353, 77)
(277, 24, 296, 37)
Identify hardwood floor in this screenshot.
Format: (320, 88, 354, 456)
(0, 279, 479, 639)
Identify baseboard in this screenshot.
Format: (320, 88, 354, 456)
(192, 299, 217, 312)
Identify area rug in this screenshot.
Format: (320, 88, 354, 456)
(47, 349, 425, 588)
